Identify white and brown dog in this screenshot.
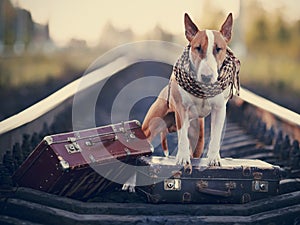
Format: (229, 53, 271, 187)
(142, 13, 234, 168)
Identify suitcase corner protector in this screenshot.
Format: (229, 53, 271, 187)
(44, 136, 53, 145)
(134, 120, 141, 126)
(58, 157, 70, 170)
(59, 160, 70, 171)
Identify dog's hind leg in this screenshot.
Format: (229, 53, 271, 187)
(160, 112, 177, 156)
(142, 93, 169, 141)
(189, 117, 205, 158)
(193, 118, 205, 158)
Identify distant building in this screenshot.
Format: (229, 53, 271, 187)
(0, 0, 54, 55)
(14, 8, 33, 54)
(68, 38, 88, 49)
(29, 21, 55, 54)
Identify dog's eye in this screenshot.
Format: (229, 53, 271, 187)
(215, 46, 222, 54)
(195, 46, 202, 53)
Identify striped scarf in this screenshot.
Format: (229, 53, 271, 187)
(173, 45, 240, 99)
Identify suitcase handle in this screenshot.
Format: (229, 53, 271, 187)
(197, 187, 231, 197)
(86, 134, 117, 145)
(99, 134, 117, 142)
(196, 182, 232, 197)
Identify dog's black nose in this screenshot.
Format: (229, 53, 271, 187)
(201, 74, 212, 83)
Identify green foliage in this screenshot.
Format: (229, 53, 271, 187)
(242, 54, 300, 91)
(241, 2, 300, 105)
(0, 48, 96, 87)
(254, 15, 269, 43)
(245, 6, 299, 58)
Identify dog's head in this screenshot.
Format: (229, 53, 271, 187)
(184, 13, 233, 83)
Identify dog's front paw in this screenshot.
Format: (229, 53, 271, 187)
(207, 152, 221, 167)
(163, 149, 169, 157)
(122, 183, 135, 193)
(122, 173, 136, 193)
(176, 150, 192, 173)
(208, 158, 221, 167)
(176, 150, 191, 165)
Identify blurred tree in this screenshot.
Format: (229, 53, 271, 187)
(0, 0, 16, 46)
(30, 132, 40, 149)
(21, 134, 31, 158)
(275, 15, 291, 44)
(254, 15, 269, 43)
(40, 122, 50, 139)
(12, 142, 23, 168)
(244, 3, 299, 58)
(293, 20, 300, 59)
(2, 150, 14, 175)
(146, 24, 174, 42)
(0, 163, 13, 187)
(296, 20, 300, 35)
(14, 8, 34, 53)
(0, 0, 49, 54)
(99, 21, 134, 49)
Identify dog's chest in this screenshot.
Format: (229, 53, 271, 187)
(179, 87, 211, 118)
(179, 85, 228, 118)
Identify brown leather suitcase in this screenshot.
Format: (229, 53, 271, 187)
(136, 156, 281, 204)
(13, 120, 152, 200)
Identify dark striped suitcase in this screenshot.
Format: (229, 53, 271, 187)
(13, 120, 152, 200)
(136, 156, 281, 204)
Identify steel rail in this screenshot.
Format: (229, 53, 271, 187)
(0, 57, 129, 135)
(239, 88, 300, 126)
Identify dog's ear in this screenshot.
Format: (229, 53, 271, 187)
(184, 13, 198, 42)
(220, 13, 233, 42)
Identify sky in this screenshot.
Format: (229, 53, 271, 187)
(11, 0, 300, 46)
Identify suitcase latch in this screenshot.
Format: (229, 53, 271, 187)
(252, 180, 268, 192)
(65, 137, 82, 154)
(164, 179, 181, 191)
(114, 121, 137, 142)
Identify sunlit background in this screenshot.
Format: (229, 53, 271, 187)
(0, 0, 299, 121)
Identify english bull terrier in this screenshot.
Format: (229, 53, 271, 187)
(123, 13, 240, 192)
(142, 12, 239, 168)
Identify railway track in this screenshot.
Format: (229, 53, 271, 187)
(0, 43, 300, 224)
(0, 113, 299, 224)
